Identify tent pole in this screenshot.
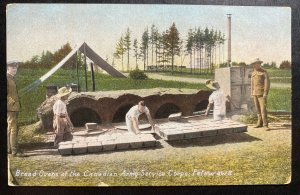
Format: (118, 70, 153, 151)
(84, 43, 88, 92)
(90, 62, 95, 92)
(76, 51, 80, 92)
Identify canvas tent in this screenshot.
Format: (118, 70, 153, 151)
(19, 42, 126, 96)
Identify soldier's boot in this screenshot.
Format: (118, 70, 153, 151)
(262, 113, 270, 131)
(254, 115, 263, 128)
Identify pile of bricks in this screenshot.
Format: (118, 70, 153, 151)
(58, 133, 157, 156)
(58, 118, 247, 155)
(156, 118, 247, 141)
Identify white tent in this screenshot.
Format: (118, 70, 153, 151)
(19, 42, 126, 96)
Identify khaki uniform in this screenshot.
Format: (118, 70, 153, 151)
(251, 68, 270, 127)
(7, 73, 21, 154)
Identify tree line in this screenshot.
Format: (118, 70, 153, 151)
(19, 43, 81, 69)
(19, 38, 291, 72)
(113, 23, 226, 73)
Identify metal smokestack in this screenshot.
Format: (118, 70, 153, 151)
(227, 14, 232, 67)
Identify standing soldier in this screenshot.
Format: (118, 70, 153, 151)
(7, 60, 23, 156)
(251, 58, 271, 131)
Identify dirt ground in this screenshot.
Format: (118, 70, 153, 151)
(9, 121, 291, 186)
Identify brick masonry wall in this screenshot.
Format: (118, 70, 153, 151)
(38, 90, 211, 130)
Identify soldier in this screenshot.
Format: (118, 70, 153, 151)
(251, 58, 270, 131)
(7, 60, 23, 156)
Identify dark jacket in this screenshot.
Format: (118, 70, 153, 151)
(7, 73, 20, 112)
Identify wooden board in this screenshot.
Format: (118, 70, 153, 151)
(72, 129, 107, 136)
(115, 124, 151, 130)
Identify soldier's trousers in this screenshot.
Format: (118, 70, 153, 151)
(253, 95, 268, 126)
(7, 112, 18, 154)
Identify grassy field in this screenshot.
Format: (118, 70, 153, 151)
(15, 67, 291, 125)
(270, 77, 291, 83)
(147, 68, 291, 83)
(15, 68, 206, 125)
(268, 88, 291, 112)
(149, 67, 218, 79)
(267, 68, 291, 77)
(146, 67, 214, 79)
(268, 69, 291, 83)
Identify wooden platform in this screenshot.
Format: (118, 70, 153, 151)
(155, 118, 247, 141)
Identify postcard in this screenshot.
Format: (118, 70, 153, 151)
(6, 4, 291, 186)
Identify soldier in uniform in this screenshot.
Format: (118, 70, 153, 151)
(251, 58, 270, 131)
(7, 60, 23, 156)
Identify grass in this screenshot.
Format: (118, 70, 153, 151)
(93, 77, 205, 91)
(15, 68, 206, 125)
(270, 77, 291, 83)
(15, 67, 291, 125)
(266, 68, 291, 77)
(155, 71, 214, 79)
(268, 88, 291, 112)
(146, 67, 214, 79)
(239, 113, 290, 124)
(238, 87, 291, 124)
(18, 122, 45, 144)
(267, 68, 291, 83)
(148, 68, 291, 82)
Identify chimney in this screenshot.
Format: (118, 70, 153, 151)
(227, 14, 232, 66)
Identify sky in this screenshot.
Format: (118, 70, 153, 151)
(7, 4, 291, 69)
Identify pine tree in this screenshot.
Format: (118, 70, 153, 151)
(124, 28, 131, 71)
(140, 28, 149, 71)
(165, 23, 181, 72)
(114, 35, 126, 71)
(133, 38, 139, 69)
(186, 29, 194, 73)
(150, 24, 158, 67)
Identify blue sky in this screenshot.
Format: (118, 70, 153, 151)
(7, 4, 291, 68)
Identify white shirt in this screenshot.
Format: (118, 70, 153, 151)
(126, 105, 150, 120)
(209, 89, 227, 120)
(53, 99, 68, 115)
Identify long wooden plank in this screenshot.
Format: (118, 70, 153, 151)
(80, 42, 126, 78)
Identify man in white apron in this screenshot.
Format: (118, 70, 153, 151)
(125, 101, 154, 134)
(205, 80, 228, 120)
(53, 86, 74, 146)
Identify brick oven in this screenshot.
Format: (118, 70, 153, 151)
(38, 88, 211, 131)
